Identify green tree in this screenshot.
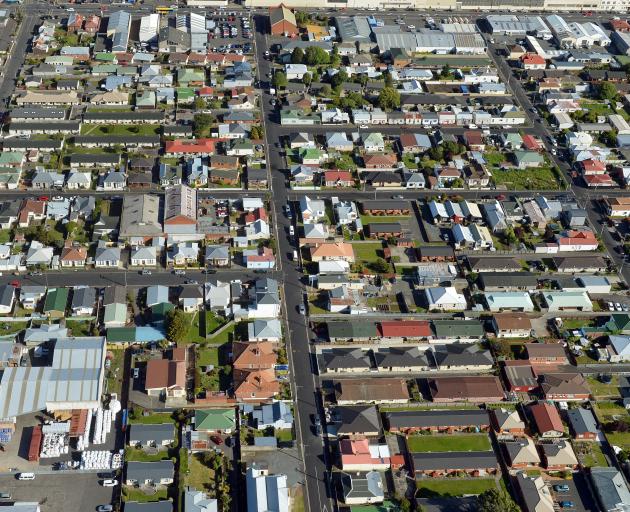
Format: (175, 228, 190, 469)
(477, 489, 520, 512)
(250, 125, 264, 139)
(302, 72, 312, 87)
(377, 86, 401, 110)
(166, 309, 188, 343)
(304, 46, 330, 66)
(290, 47, 304, 64)
(318, 84, 332, 97)
(193, 113, 214, 138)
(598, 81, 618, 102)
(370, 257, 390, 273)
(330, 45, 341, 67)
(194, 97, 206, 110)
(384, 70, 393, 88)
(272, 71, 288, 89)
(504, 226, 518, 247)
(294, 10, 310, 25)
(330, 70, 348, 90)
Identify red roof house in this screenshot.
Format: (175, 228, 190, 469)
(377, 321, 431, 339)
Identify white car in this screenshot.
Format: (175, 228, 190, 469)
(608, 301, 615, 311)
(615, 302, 623, 311)
(359, 124, 369, 129)
(101, 479, 118, 487)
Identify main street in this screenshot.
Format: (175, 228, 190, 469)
(254, 14, 334, 512)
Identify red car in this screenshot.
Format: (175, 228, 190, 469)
(210, 435, 223, 445)
(9, 280, 20, 288)
(37, 196, 49, 202)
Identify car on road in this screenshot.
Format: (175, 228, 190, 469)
(17, 473, 35, 481)
(9, 280, 20, 288)
(253, 269, 268, 274)
(141, 270, 152, 275)
(29, 271, 42, 276)
(97, 506, 114, 512)
(359, 124, 369, 129)
(133, 368, 140, 379)
(616, 302, 623, 311)
(623, 304, 629, 312)
(391, 195, 404, 200)
(37, 196, 49, 202)
(289, 225, 295, 236)
(558, 501, 574, 509)
(553, 484, 570, 493)
(101, 479, 118, 487)
(174, 270, 186, 276)
(185, 280, 199, 285)
(202, 269, 217, 274)
(298, 303, 306, 315)
(0, 492, 11, 499)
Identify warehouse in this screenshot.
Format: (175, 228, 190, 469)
(0, 337, 106, 418)
(374, 26, 485, 54)
(485, 14, 551, 38)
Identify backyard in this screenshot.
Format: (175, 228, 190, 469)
(80, 123, 161, 136)
(586, 375, 620, 399)
(0, 321, 28, 336)
(416, 477, 498, 498)
(128, 411, 174, 425)
(406, 434, 491, 453)
(123, 486, 169, 503)
(124, 447, 171, 463)
(491, 167, 561, 190)
(573, 441, 608, 468)
(105, 348, 125, 396)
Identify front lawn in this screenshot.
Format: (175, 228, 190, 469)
(416, 477, 498, 498)
(0, 321, 28, 336)
(276, 429, 293, 443)
(351, 242, 384, 263)
(128, 411, 174, 425)
(586, 375, 620, 399)
(407, 434, 491, 453)
(491, 167, 561, 190)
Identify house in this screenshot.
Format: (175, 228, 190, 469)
(432, 344, 493, 371)
(491, 408, 526, 437)
(503, 438, 541, 469)
(428, 376, 505, 403)
(43, 288, 69, 318)
(334, 405, 381, 437)
(540, 440, 578, 470)
(525, 343, 569, 367)
(566, 407, 598, 440)
(332, 378, 410, 405)
(194, 408, 236, 434)
(541, 290, 593, 312)
(246, 463, 289, 512)
(126, 461, 174, 486)
(529, 402, 564, 438)
(484, 292, 535, 312)
(515, 472, 555, 512)
(248, 319, 282, 343)
(184, 489, 217, 512)
(339, 471, 384, 505)
(233, 367, 280, 401)
(145, 355, 186, 399)
(340, 438, 391, 471)
(60, 245, 88, 268)
(131, 246, 157, 267)
(424, 287, 467, 312)
(590, 468, 630, 512)
(386, 409, 489, 434)
(244, 247, 275, 270)
(299, 196, 326, 224)
(204, 280, 231, 312)
(411, 451, 498, 477)
(0, 285, 15, 315)
(178, 285, 203, 312)
(310, 243, 355, 263)
(129, 424, 175, 448)
(95, 244, 122, 268)
(249, 401, 293, 430)
(269, 4, 298, 36)
(71, 287, 96, 316)
(492, 313, 532, 338)
(540, 372, 590, 400)
(373, 347, 431, 372)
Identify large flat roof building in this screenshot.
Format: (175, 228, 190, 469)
(120, 194, 162, 240)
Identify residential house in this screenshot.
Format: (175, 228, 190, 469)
(529, 402, 564, 438)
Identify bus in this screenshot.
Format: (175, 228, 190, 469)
(155, 5, 177, 14)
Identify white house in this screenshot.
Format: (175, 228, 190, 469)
(285, 63, 308, 80)
(299, 196, 326, 224)
(424, 286, 467, 312)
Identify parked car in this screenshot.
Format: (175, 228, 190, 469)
(210, 435, 223, 445)
(298, 303, 306, 315)
(101, 479, 118, 487)
(553, 484, 570, 493)
(558, 501, 574, 509)
(141, 270, 152, 275)
(97, 506, 114, 512)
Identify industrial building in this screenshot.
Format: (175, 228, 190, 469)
(139, 13, 160, 44)
(107, 10, 131, 53)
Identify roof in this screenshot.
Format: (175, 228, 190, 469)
(525, 342, 567, 360)
(195, 408, 235, 431)
(431, 319, 485, 338)
(590, 468, 630, 512)
(145, 358, 185, 391)
(125, 503, 173, 512)
(529, 402, 564, 434)
(327, 321, 379, 340)
(320, 348, 372, 371)
(541, 372, 590, 397)
(269, 4, 296, 29)
(516, 472, 555, 512)
(433, 344, 494, 368)
(333, 379, 409, 404)
(493, 313, 532, 331)
(335, 405, 381, 435)
(386, 409, 488, 430)
(126, 460, 174, 482)
(129, 423, 174, 444)
(566, 407, 598, 436)
(503, 438, 541, 466)
(43, 287, 69, 313)
(412, 451, 497, 471)
(428, 376, 505, 401)
(377, 321, 431, 338)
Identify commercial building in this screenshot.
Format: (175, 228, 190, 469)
(120, 194, 162, 241)
(107, 10, 131, 52)
(139, 13, 160, 44)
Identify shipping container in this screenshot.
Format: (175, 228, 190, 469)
(27, 426, 42, 462)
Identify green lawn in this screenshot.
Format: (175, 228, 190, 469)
(197, 346, 219, 367)
(606, 431, 630, 452)
(351, 242, 384, 263)
(0, 321, 27, 336)
(407, 434, 491, 453)
(276, 429, 293, 443)
(183, 311, 206, 344)
(124, 447, 171, 462)
(128, 412, 174, 425)
(105, 348, 125, 396)
(185, 453, 217, 494)
(66, 319, 92, 337)
(123, 487, 169, 503)
(491, 167, 561, 190)
(562, 318, 595, 330)
(484, 151, 506, 167)
(586, 375, 620, 399)
(206, 322, 236, 345)
(574, 441, 608, 468)
(360, 214, 410, 225)
(205, 311, 226, 335)
(416, 478, 498, 498)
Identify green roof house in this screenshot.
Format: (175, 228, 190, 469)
(195, 409, 236, 433)
(0, 152, 24, 166)
(151, 302, 174, 325)
(177, 68, 205, 86)
(177, 87, 195, 104)
(104, 302, 127, 328)
(43, 288, 69, 318)
(298, 147, 325, 164)
(94, 52, 118, 63)
(513, 151, 545, 169)
(0, 167, 22, 189)
(106, 327, 136, 343)
(45, 55, 74, 66)
(280, 108, 318, 126)
(91, 64, 119, 76)
(136, 90, 156, 108)
(500, 132, 523, 149)
(431, 319, 485, 340)
(605, 313, 630, 334)
(326, 321, 379, 341)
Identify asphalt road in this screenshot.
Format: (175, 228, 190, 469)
(254, 14, 333, 512)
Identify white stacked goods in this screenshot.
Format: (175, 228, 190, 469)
(92, 408, 107, 445)
(80, 450, 113, 470)
(109, 399, 121, 415)
(103, 409, 112, 434)
(42, 422, 70, 434)
(111, 450, 123, 469)
(40, 432, 69, 458)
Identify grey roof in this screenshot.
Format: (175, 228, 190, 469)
(0, 284, 14, 308)
(385, 409, 489, 430)
(566, 408, 598, 436)
(412, 451, 497, 471)
(335, 405, 381, 435)
(432, 344, 494, 368)
(335, 16, 372, 42)
(320, 348, 373, 371)
(71, 287, 96, 310)
(340, 471, 384, 502)
(23, 323, 67, 343)
(69, 153, 120, 165)
(10, 107, 66, 120)
(251, 401, 293, 428)
(103, 286, 126, 305)
(129, 423, 174, 445)
(479, 272, 539, 290)
(126, 460, 174, 482)
(184, 489, 217, 512)
(431, 320, 485, 338)
(590, 468, 630, 512)
(373, 347, 429, 368)
(467, 257, 520, 272)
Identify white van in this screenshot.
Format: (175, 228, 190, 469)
(17, 473, 35, 481)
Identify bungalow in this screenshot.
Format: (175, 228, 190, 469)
(540, 373, 591, 401)
(129, 424, 175, 448)
(492, 313, 532, 338)
(412, 451, 498, 477)
(126, 461, 174, 487)
(60, 245, 87, 268)
(339, 438, 391, 471)
(310, 243, 355, 263)
(503, 438, 541, 469)
(324, 170, 354, 188)
(428, 376, 505, 403)
(71, 287, 96, 316)
(424, 287, 467, 312)
(540, 290, 593, 312)
(491, 408, 526, 437)
(484, 292, 535, 312)
(386, 409, 489, 434)
(540, 440, 578, 470)
(525, 342, 569, 367)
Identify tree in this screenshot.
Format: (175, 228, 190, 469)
(304, 46, 330, 66)
(166, 309, 188, 343)
(477, 489, 520, 512)
(250, 125, 264, 139)
(193, 113, 214, 138)
(272, 71, 288, 89)
(193, 97, 206, 110)
(370, 257, 390, 273)
(302, 72, 312, 87)
(330, 70, 349, 90)
(294, 10, 310, 25)
(377, 86, 400, 110)
(598, 81, 618, 102)
(290, 47, 304, 64)
(384, 70, 393, 88)
(504, 226, 518, 247)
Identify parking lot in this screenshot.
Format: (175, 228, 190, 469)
(547, 474, 597, 512)
(0, 472, 115, 512)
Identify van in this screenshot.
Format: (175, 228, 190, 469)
(17, 473, 35, 480)
(293, 250, 298, 261)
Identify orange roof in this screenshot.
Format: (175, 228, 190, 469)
(378, 321, 431, 338)
(522, 53, 545, 65)
(165, 138, 217, 154)
(60, 246, 87, 261)
(246, 247, 274, 263)
(233, 368, 279, 399)
(18, 199, 46, 224)
(310, 242, 355, 259)
(232, 341, 277, 370)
